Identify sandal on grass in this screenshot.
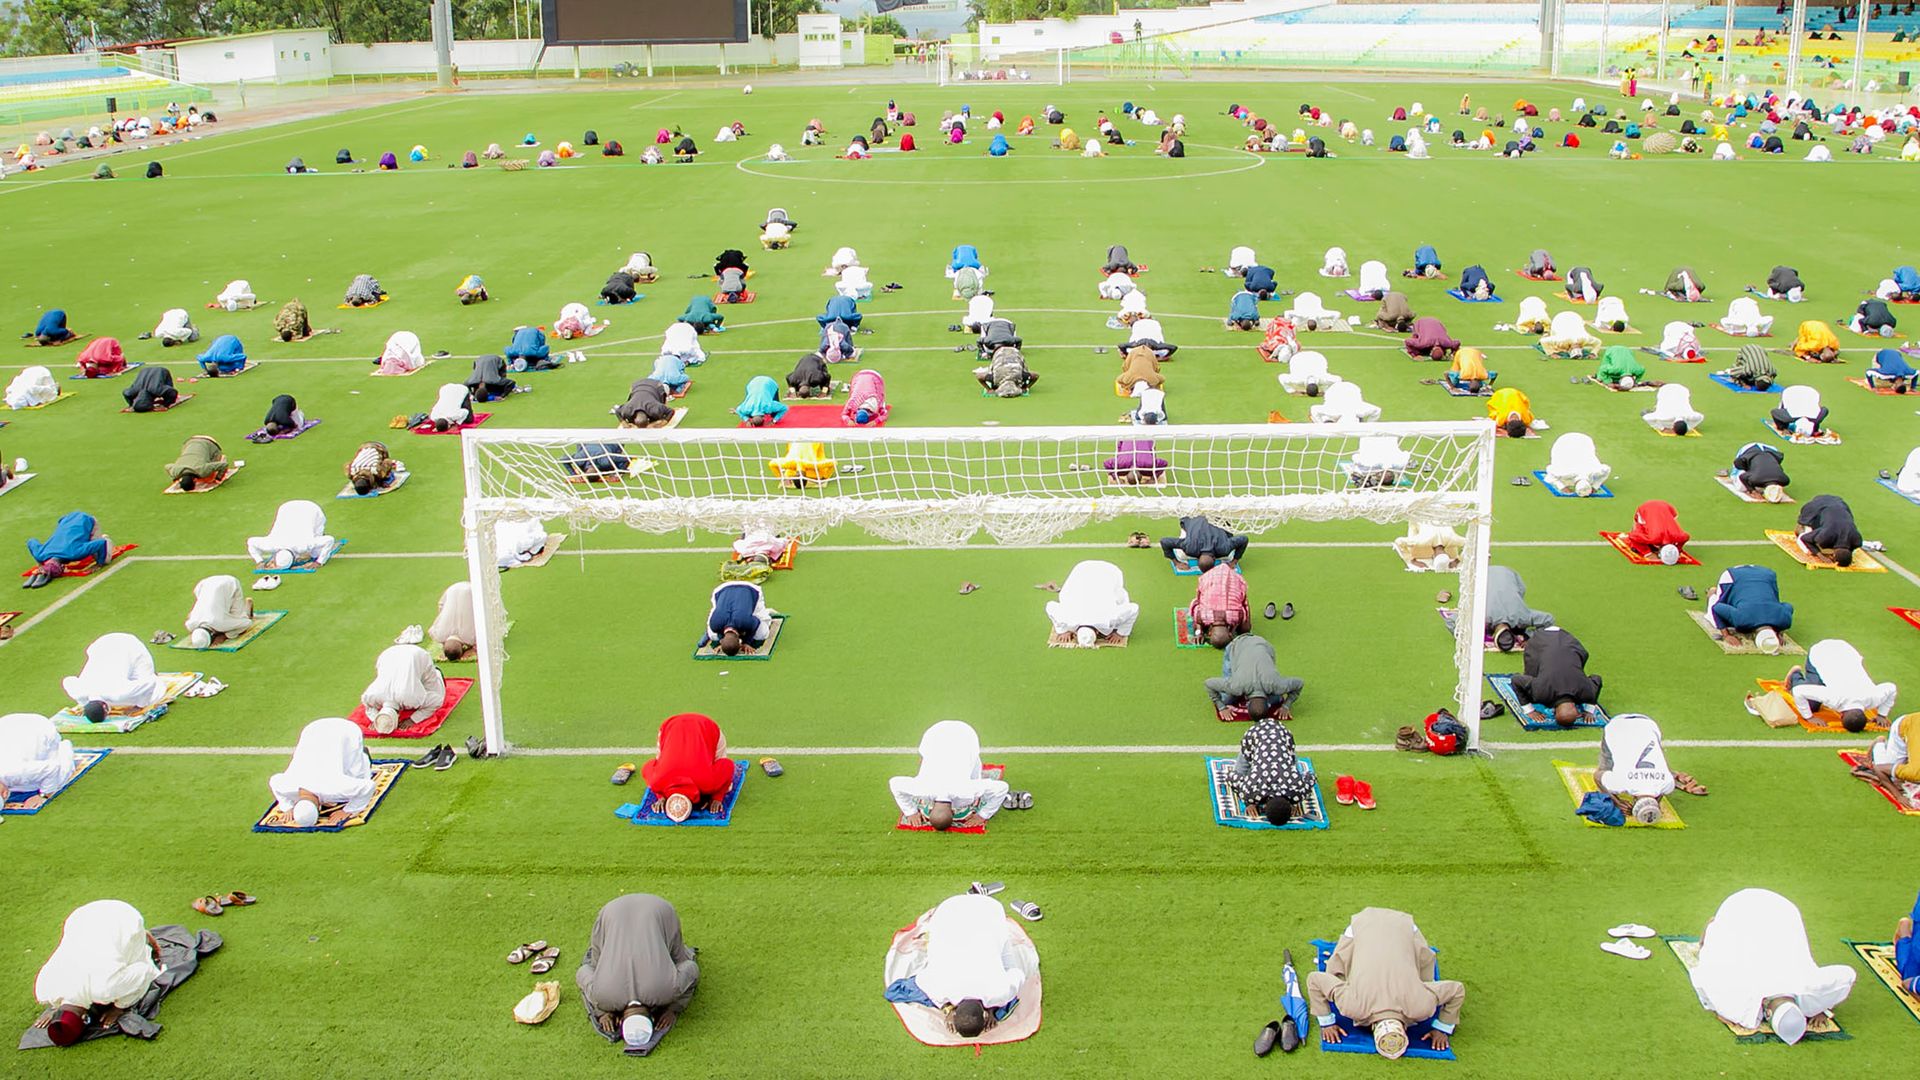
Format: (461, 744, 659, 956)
(507, 940, 548, 964)
(220, 891, 258, 906)
(1673, 772, 1709, 796)
(529, 946, 560, 974)
(192, 896, 223, 917)
(969, 881, 1006, 896)
(1006, 900, 1042, 922)
(611, 763, 636, 786)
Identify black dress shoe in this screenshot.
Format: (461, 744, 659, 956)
(1263, 602, 1278, 620)
(1279, 1016, 1302, 1052)
(1254, 1020, 1281, 1057)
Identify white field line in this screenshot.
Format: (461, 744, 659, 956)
(0, 560, 126, 646)
(103, 738, 1873, 757)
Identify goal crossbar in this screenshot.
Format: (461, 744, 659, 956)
(460, 423, 1497, 756)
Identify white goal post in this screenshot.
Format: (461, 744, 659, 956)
(936, 43, 1066, 86)
(459, 423, 1497, 756)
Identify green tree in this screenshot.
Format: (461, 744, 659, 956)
(845, 13, 907, 38)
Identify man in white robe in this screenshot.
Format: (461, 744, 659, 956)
(246, 500, 336, 569)
(1309, 381, 1381, 424)
(377, 331, 425, 375)
(1690, 888, 1855, 1044)
(1593, 712, 1675, 821)
(428, 382, 472, 429)
(34, 900, 161, 1041)
(215, 279, 255, 311)
(1789, 639, 1897, 726)
(659, 322, 707, 367)
(890, 720, 1011, 830)
(494, 517, 548, 568)
(836, 264, 872, 301)
(63, 633, 160, 712)
(184, 574, 253, 648)
(1543, 433, 1611, 496)
(1045, 560, 1139, 644)
(1642, 383, 1704, 434)
(1227, 246, 1257, 277)
(913, 893, 1034, 1037)
(1719, 296, 1774, 336)
(1276, 350, 1341, 395)
(5, 365, 59, 410)
(269, 717, 377, 825)
(429, 581, 477, 660)
(359, 643, 447, 734)
(961, 293, 995, 333)
(1098, 270, 1135, 301)
(0, 712, 77, 800)
(153, 307, 199, 346)
(823, 246, 859, 276)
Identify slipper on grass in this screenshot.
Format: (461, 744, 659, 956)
(507, 940, 548, 964)
(759, 757, 783, 777)
(611, 762, 636, 786)
(220, 891, 257, 907)
(1006, 900, 1042, 922)
(1256, 1020, 1281, 1057)
(192, 896, 223, 917)
(1602, 939, 1652, 960)
(969, 881, 1006, 896)
(529, 946, 560, 974)
(1608, 924, 1656, 939)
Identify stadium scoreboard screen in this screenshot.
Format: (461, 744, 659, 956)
(540, 0, 749, 46)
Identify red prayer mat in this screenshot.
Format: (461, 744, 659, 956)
(349, 678, 474, 738)
(1598, 530, 1700, 566)
(19, 544, 137, 578)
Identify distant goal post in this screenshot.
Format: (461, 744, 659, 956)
(936, 43, 1066, 86)
(459, 423, 1497, 755)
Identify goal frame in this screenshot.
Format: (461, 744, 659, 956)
(936, 42, 1067, 87)
(459, 422, 1496, 757)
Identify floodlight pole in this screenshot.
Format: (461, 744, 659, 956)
(1786, 0, 1807, 93)
(431, 0, 453, 89)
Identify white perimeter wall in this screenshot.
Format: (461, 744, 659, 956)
(326, 33, 869, 77)
(979, 0, 1322, 54)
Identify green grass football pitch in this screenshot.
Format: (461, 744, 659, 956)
(2, 78, 1919, 1076)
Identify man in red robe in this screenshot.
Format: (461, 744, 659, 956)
(640, 713, 736, 822)
(1623, 499, 1690, 564)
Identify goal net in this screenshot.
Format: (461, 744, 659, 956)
(936, 43, 1065, 86)
(459, 423, 1497, 755)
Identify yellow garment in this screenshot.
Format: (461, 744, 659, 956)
(1903, 138, 1920, 163)
(1487, 387, 1533, 427)
(1892, 713, 1920, 784)
(1451, 347, 1489, 382)
(1792, 319, 1838, 357)
(768, 442, 836, 482)
(1059, 129, 1080, 151)
(1115, 345, 1163, 396)
(1710, 123, 1729, 141)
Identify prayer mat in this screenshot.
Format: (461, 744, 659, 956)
(1836, 750, 1920, 816)
(731, 538, 797, 571)
(167, 610, 286, 652)
(1309, 940, 1457, 1060)
(1641, 347, 1706, 364)
(1765, 528, 1884, 572)
(12, 390, 73, 410)
(1713, 472, 1790, 503)
(1172, 560, 1241, 577)
(245, 417, 321, 441)
(0, 472, 35, 497)
(1775, 347, 1846, 365)
(336, 297, 391, 309)
(1890, 607, 1920, 633)
(1396, 547, 1459, 573)
(163, 461, 242, 494)
(1342, 460, 1416, 488)
(18, 925, 221, 1048)
(1554, 760, 1684, 828)
(0, 611, 16, 630)
(1879, 477, 1920, 507)
(693, 614, 786, 660)
(23, 335, 91, 349)
(1532, 471, 1614, 498)
(1706, 372, 1781, 394)
(1642, 416, 1700, 437)
(617, 759, 749, 827)
(68, 361, 142, 380)
(1172, 608, 1208, 649)
(501, 533, 566, 570)
(1752, 678, 1888, 733)
(336, 467, 411, 499)
(749, 403, 884, 428)
(1, 748, 108, 814)
(252, 760, 408, 832)
(1586, 375, 1661, 391)
(198, 360, 260, 378)
(713, 291, 756, 304)
(120, 392, 195, 414)
(1207, 756, 1329, 830)
(1684, 609, 1803, 655)
(1445, 289, 1502, 303)
(1599, 321, 1640, 335)
(1664, 936, 1849, 1044)
(1484, 672, 1608, 730)
(1095, 264, 1148, 276)
(885, 912, 1043, 1047)
(251, 538, 346, 574)
(1601, 531, 1701, 566)
(1340, 289, 1383, 302)
(1845, 326, 1899, 341)
(1760, 419, 1842, 445)
(1046, 627, 1128, 648)
(370, 357, 436, 377)
(1514, 269, 1561, 281)
(1316, 269, 1349, 278)
(52, 670, 202, 734)
(983, 388, 1031, 398)
(19, 543, 138, 579)
(410, 412, 490, 435)
(1436, 608, 1503, 652)
(1532, 343, 1599, 359)
(1846, 940, 1920, 1023)
(1441, 381, 1492, 397)
(616, 407, 688, 430)
(349, 678, 474, 739)
(1706, 322, 1771, 338)
(1846, 377, 1908, 396)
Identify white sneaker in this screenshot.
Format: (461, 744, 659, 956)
(395, 624, 425, 645)
(1601, 939, 1651, 960)
(1607, 923, 1657, 939)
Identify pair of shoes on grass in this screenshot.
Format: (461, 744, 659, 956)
(192, 891, 258, 916)
(409, 744, 458, 771)
(1333, 775, 1376, 810)
(1601, 923, 1656, 959)
(507, 940, 561, 974)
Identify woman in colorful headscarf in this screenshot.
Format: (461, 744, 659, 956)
(842, 368, 888, 426)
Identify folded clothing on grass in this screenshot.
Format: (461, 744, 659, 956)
(616, 759, 748, 826)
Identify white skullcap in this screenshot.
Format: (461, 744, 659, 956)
(1659, 544, 1680, 566)
(1771, 1001, 1807, 1045)
(292, 800, 320, 828)
(1076, 626, 1097, 647)
(623, 1012, 655, 1048)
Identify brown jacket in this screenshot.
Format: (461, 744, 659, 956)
(1307, 907, 1464, 1029)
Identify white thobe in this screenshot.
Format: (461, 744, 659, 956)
(1597, 712, 1674, 797)
(915, 894, 1028, 1009)
(622, 253, 654, 276)
(359, 644, 447, 719)
(246, 500, 335, 565)
(0, 712, 76, 794)
(1285, 292, 1341, 322)
(1320, 247, 1347, 275)
(1721, 297, 1773, 335)
(1228, 246, 1256, 275)
(559, 302, 596, 333)
(270, 716, 376, 813)
(1277, 351, 1341, 393)
(494, 517, 548, 567)
(1644, 384, 1703, 428)
(1126, 317, 1165, 344)
(154, 308, 195, 344)
(1896, 448, 1920, 495)
(660, 322, 706, 365)
(216, 279, 254, 310)
(380, 331, 425, 373)
(1544, 311, 1598, 354)
(1516, 296, 1550, 329)
(1793, 640, 1897, 717)
(1353, 435, 1410, 472)
(962, 294, 995, 332)
(1691, 889, 1855, 1030)
(837, 265, 872, 299)
(1098, 272, 1135, 300)
(1779, 385, 1822, 423)
(763, 221, 792, 245)
(429, 581, 476, 648)
(1357, 261, 1390, 295)
(185, 574, 252, 636)
(827, 247, 859, 274)
(62, 633, 160, 709)
(1544, 433, 1610, 491)
(34, 900, 159, 1010)
(5, 366, 57, 409)
(1045, 560, 1140, 636)
(428, 383, 470, 425)
(1119, 291, 1150, 322)
(1594, 296, 1629, 328)
(1309, 382, 1380, 423)
(1660, 321, 1702, 358)
(888, 720, 1010, 820)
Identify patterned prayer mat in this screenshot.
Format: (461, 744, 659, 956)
(252, 760, 408, 832)
(1, 749, 109, 814)
(1664, 937, 1848, 1043)
(1206, 756, 1328, 830)
(616, 760, 749, 827)
(1553, 760, 1684, 828)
